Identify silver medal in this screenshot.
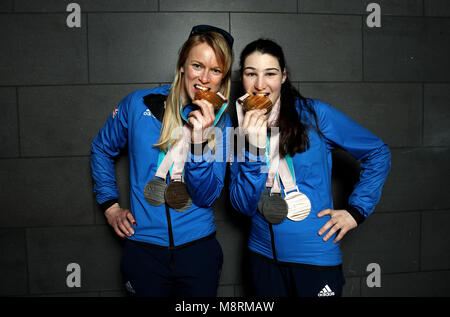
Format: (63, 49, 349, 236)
(143, 178, 167, 206)
(284, 190, 311, 221)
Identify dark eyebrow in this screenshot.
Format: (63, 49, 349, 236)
(244, 66, 280, 72)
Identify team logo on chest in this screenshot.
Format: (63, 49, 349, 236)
(143, 109, 156, 118)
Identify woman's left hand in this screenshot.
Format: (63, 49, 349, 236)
(317, 209, 357, 243)
(188, 99, 215, 144)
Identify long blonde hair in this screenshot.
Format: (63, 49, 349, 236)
(155, 31, 233, 152)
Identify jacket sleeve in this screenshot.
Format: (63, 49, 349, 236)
(229, 137, 269, 217)
(312, 100, 391, 222)
(183, 114, 232, 208)
(90, 93, 132, 208)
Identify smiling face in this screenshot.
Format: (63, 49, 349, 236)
(180, 42, 224, 105)
(242, 51, 286, 105)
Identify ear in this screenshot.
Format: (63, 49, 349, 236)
(282, 68, 287, 84)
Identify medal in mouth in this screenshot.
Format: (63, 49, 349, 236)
(242, 92, 273, 113)
(194, 88, 226, 110)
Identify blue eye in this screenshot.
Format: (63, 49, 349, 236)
(193, 64, 201, 69)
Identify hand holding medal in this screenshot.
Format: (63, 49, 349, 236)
(242, 92, 273, 113)
(239, 92, 271, 149)
(188, 89, 227, 144)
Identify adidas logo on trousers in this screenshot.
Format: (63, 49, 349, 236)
(318, 284, 335, 297)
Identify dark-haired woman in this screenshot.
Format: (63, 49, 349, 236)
(229, 39, 391, 297)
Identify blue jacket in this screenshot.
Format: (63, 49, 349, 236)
(229, 98, 391, 266)
(90, 84, 231, 247)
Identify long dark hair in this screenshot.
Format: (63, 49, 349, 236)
(239, 39, 321, 157)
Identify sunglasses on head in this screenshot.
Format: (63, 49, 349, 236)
(189, 25, 234, 49)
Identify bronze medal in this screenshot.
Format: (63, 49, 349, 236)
(165, 181, 192, 212)
(144, 178, 167, 206)
(262, 193, 288, 225)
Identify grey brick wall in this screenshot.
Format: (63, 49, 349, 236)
(1, 0, 449, 297)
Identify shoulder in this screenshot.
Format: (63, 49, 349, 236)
(125, 85, 171, 121)
(116, 85, 170, 107)
(128, 84, 171, 103)
(297, 97, 336, 121)
(298, 97, 331, 112)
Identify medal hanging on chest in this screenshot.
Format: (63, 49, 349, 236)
(237, 95, 311, 224)
(263, 193, 288, 225)
(143, 125, 192, 212)
(144, 178, 167, 206)
(165, 181, 192, 211)
(284, 189, 311, 221)
(258, 186, 288, 225)
(278, 155, 312, 222)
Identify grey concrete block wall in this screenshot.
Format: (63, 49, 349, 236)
(231, 13, 362, 81)
(1, 0, 449, 297)
(88, 13, 229, 83)
(299, 0, 424, 16)
(424, 84, 450, 146)
(0, 14, 88, 86)
(364, 17, 450, 82)
(300, 83, 423, 147)
(0, 88, 19, 158)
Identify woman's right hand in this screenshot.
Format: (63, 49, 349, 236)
(104, 203, 136, 238)
(242, 109, 268, 149)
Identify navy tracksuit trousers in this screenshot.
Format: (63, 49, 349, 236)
(121, 235, 223, 297)
(249, 251, 345, 297)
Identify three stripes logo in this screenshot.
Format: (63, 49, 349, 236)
(143, 109, 156, 118)
(318, 284, 335, 297)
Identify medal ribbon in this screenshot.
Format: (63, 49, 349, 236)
(236, 94, 311, 222)
(155, 93, 229, 181)
(154, 125, 191, 181)
(235, 94, 295, 192)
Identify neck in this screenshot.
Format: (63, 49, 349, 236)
(180, 77, 191, 106)
(180, 90, 190, 106)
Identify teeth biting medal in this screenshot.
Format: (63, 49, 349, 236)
(242, 92, 273, 113)
(194, 88, 226, 110)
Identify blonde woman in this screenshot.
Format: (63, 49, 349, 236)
(90, 25, 233, 297)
